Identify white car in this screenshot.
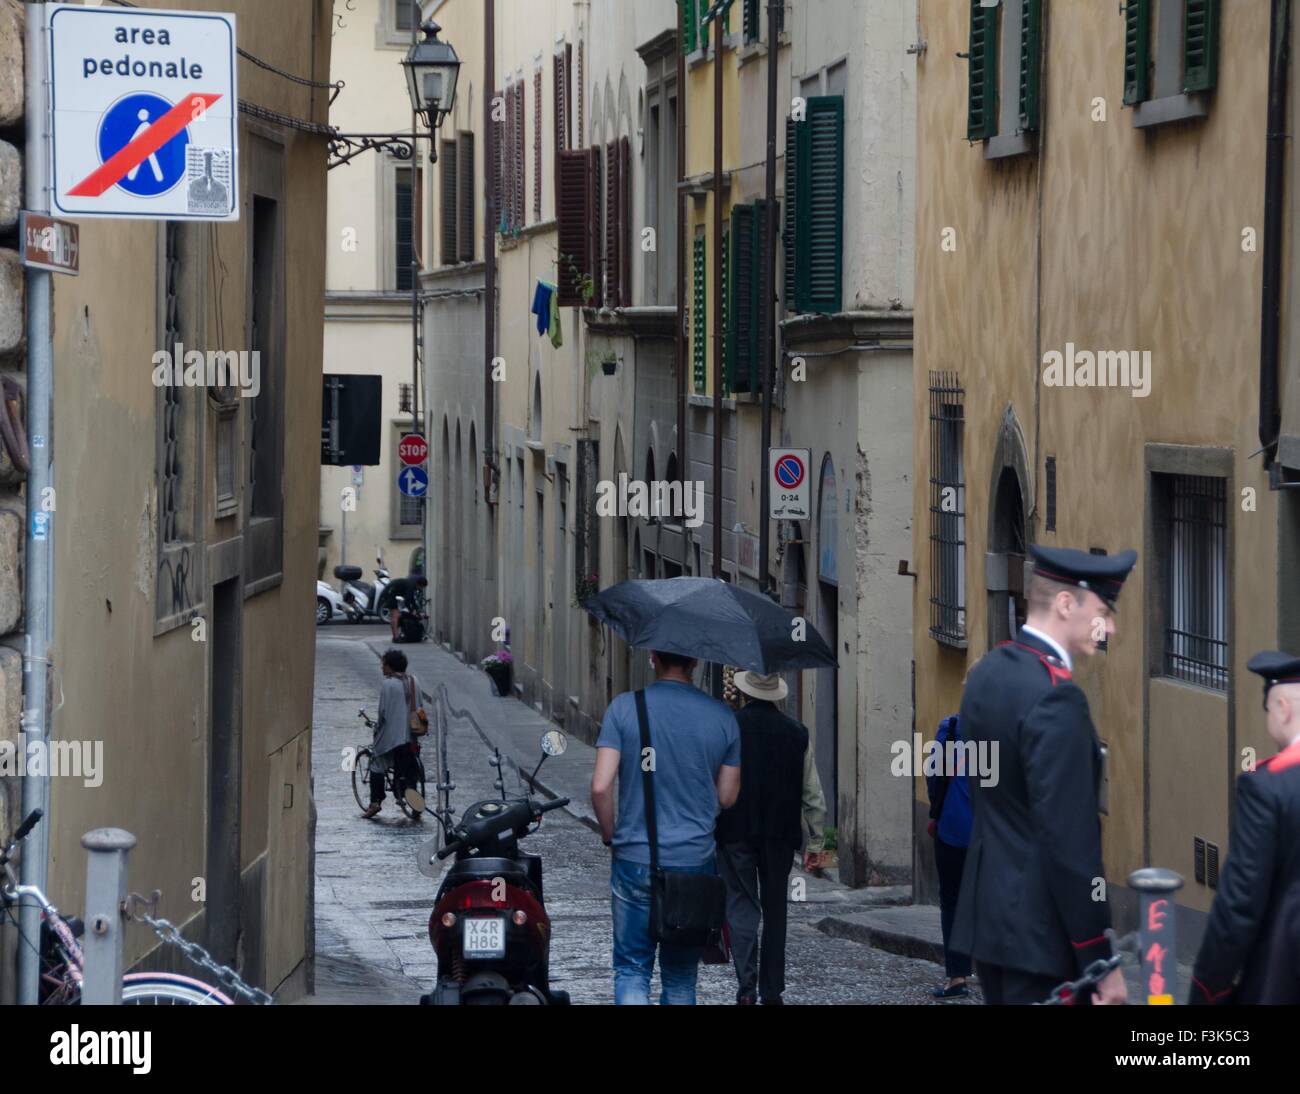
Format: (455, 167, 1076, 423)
(316, 580, 347, 626)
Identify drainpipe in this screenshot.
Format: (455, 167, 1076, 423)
(484, 2, 497, 501)
(20, 0, 54, 1006)
(711, 7, 723, 580)
(757, 0, 779, 597)
(676, 7, 687, 570)
(1260, 0, 1290, 469)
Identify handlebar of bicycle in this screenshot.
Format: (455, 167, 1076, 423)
(435, 796, 571, 860)
(0, 808, 43, 867)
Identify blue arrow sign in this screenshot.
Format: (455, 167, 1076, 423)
(399, 465, 429, 498)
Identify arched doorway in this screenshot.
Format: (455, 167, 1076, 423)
(815, 455, 839, 827)
(986, 407, 1032, 648)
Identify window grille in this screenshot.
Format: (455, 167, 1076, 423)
(928, 371, 966, 644)
(1157, 472, 1227, 690)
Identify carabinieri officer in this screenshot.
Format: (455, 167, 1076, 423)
(951, 544, 1137, 1005)
(1190, 650, 1300, 1005)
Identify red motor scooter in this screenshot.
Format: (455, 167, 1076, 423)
(418, 731, 571, 1005)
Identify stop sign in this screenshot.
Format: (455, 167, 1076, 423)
(398, 433, 428, 466)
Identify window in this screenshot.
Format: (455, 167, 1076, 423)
(1123, 0, 1220, 126)
(692, 231, 707, 392)
(682, 0, 727, 54)
(501, 78, 527, 234)
(395, 165, 415, 291)
(640, 36, 679, 304)
(395, 0, 418, 33)
(928, 372, 966, 646)
(1155, 473, 1227, 690)
(743, 0, 784, 44)
(727, 200, 774, 394)
(556, 146, 599, 305)
(379, 0, 422, 49)
(160, 223, 187, 547)
(554, 43, 572, 157)
(534, 65, 543, 220)
(965, 0, 1043, 158)
(603, 137, 631, 308)
(438, 131, 474, 265)
(783, 95, 843, 315)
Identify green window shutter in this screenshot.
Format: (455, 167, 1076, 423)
(796, 96, 843, 316)
(682, 0, 697, 54)
(782, 114, 798, 314)
(1123, 0, 1151, 105)
(966, 0, 998, 141)
(721, 228, 732, 395)
(1019, 0, 1043, 132)
(699, 0, 710, 50)
(1183, 0, 1220, 93)
(692, 235, 707, 393)
(743, 0, 759, 43)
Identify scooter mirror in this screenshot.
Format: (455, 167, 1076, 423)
(416, 835, 446, 880)
(541, 730, 568, 757)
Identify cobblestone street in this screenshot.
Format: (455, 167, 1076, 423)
(310, 626, 976, 1005)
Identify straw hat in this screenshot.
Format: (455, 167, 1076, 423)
(733, 670, 788, 702)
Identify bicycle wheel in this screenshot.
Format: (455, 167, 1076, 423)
(122, 972, 233, 1005)
(394, 753, 426, 819)
(351, 748, 373, 813)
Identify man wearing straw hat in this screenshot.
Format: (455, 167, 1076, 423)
(716, 669, 827, 1005)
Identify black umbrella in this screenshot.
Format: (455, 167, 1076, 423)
(583, 577, 836, 672)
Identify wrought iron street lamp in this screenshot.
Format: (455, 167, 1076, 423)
(402, 20, 461, 135)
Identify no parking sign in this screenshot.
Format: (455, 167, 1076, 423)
(769, 448, 810, 520)
(45, 4, 239, 220)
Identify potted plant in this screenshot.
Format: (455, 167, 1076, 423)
(481, 648, 513, 696)
(573, 572, 599, 607)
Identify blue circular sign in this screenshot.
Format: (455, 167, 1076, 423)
(399, 466, 429, 498)
(97, 93, 188, 197)
(775, 455, 804, 489)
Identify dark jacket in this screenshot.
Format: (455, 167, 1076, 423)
(1190, 738, 1300, 1005)
(950, 631, 1111, 981)
(378, 576, 421, 614)
(715, 699, 808, 850)
(927, 715, 972, 848)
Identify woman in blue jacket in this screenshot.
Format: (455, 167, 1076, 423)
(926, 714, 972, 999)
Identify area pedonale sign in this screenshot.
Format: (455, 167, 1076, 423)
(45, 3, 239, 221)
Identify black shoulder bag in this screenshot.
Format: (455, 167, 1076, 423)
(634, 689, 727, 947)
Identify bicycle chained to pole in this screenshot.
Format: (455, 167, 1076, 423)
(1, 809, 271, 1004)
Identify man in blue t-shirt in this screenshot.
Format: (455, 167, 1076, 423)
(591, 650, 741, 1005)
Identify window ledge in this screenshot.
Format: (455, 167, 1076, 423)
(1131, 93, 1209, 129)
(930, 630, 969, 651)
(737, 40, 766, 66)
(687, 392, 738, 412)
(983, 131, 1037, 160)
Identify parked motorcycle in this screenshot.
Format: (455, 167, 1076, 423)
(332, 555, 391, 623)
(417, 730, 572, 1005)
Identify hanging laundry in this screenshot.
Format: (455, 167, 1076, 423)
(548, 282, 563, 348)
(531, 280, 553, 337)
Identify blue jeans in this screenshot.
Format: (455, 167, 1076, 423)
(610, 856, 714, 1005)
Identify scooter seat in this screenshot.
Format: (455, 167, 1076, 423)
(443, 856, 530, 889)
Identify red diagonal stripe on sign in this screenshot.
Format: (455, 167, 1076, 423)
(67, 93, 222, 198)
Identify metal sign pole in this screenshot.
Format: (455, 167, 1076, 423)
(18, 0, 54, 1008)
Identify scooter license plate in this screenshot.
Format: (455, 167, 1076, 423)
(463, 916, 506, 959)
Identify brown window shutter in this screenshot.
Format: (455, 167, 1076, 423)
(514, 82, 525, 228)
(577, 39, 585, 147)
(440, 137, 457, 266)
(557, 147, 594, 306)
(604, 140, 619, 308)
(590, 144, 603, 307)
(553, 49, 569, 157)
(413, 165, 423, 268)
(456, 130, 474, 262)
(618, 136, 631, 307)
(505, 83, 517, 231)
(533, 68, 543, 220)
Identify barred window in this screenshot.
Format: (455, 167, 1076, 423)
(160, 222, 184, 545)
(395, 164, 414, 291)
(928, 372, 966, 646)
(1156, 473, 1227, 690)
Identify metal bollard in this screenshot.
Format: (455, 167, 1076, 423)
(80, 828, 137, 1005)
(1128, 867, 1185, 1005)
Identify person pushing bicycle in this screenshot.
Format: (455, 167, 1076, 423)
(362, 649, 425, 818)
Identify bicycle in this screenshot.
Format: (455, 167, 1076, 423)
(353, 709, 427, 819)
(1, 810, 233, 1005)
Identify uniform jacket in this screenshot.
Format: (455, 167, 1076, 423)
(1190, 736, 1300, 1005)
(950, 631, 1112, 981)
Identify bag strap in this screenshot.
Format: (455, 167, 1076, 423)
(634, 689, 659, 876)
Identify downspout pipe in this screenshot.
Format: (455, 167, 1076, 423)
(1260, 0, 1290, 469)
(20, 0, 54, 1007)
(758, 0, 779, 597)
(484, 2, 497, 499)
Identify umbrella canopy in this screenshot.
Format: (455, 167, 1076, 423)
(584, 577, 836, 673)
